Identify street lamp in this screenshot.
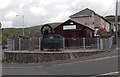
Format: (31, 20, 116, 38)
(16, 15, 25, 36)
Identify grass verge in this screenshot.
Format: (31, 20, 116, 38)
(0, 60, 4, 63)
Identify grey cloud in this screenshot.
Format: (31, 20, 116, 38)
(0, 0, 117, 28)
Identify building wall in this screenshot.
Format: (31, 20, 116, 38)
(93, 14, 101, 28)
(71, 16, 94, 30)
(70, 14, 110, 32)
(54, 20, 94, 38)
(94, 15, 110, 31)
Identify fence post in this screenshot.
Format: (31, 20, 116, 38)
(83, 38, 86, 50)
(111, 36, 113, 48)
(109, 37, 113, 49)
(100, 38, 103, 50)
(7, 39, 9, 51)
(97, 38, 100, 50)
(39, 37, 41, 51)
(19, 38, 21, 51)
(108, 38, 110, 49)
(105, 38, 107, 49)
(9, 39, 12, 51)
(63, 38, 65, 52)
(12, 39, 15, 51)
(7, 39, 13, 51)
(29, 37, 32, 51)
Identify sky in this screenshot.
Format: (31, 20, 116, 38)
(0, 0, 120, 28)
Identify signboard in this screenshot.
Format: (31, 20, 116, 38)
(63, 25, 76, 30)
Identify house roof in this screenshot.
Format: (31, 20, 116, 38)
(54, 19, 94, 31)
(70, 8, 111, 25)
(105, 15, 120, 23)
(70, 8, 95, 18)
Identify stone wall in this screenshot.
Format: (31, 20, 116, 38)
(4, 51, 106, 63)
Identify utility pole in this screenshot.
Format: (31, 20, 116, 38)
(115, 0, 119, 49)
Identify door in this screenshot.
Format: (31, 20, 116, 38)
(70, 31, 80, 47)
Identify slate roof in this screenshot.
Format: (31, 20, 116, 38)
(70, 8, 111, 25)
(70, 8, 95, 18)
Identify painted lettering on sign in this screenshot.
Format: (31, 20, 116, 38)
(63, 25, 76, 30)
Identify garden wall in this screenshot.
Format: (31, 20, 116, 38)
(4, 51, 107, 63)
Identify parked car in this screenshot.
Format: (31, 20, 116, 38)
(2, 45, 8, 49)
